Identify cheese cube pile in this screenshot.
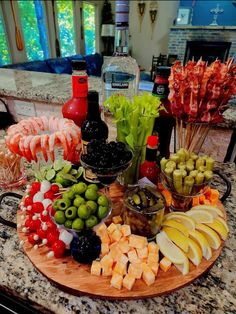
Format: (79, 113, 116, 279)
(91, 223, 160, 291)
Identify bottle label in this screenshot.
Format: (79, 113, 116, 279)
(72, 75, 88, 98)
(103, 71, 135, 90)
(152, 83, 169, 98)
(81, 140, 99, 182)
(82, 140, 88, 153)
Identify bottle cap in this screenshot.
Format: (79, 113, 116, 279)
(155, 66, 171, 77)
(147, 135, 159, 147)
(71, 60, 86, 71)
(88, 90, 99, 103)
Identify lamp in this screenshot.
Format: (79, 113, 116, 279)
(137, 1, 146, 32)
(149, 1, 158, 39)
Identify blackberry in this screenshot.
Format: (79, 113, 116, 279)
(70, 230, 101, 264)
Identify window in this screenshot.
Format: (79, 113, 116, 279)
(18, 0, 49, 61)
(56, 0, 76, 57)
(0, 10, 10, 66)
(83, 2, 96, 55)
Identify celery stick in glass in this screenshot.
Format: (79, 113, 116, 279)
(180, 169, 187, 178)
(186, 162, 194, 172)
(195, 172, 204, 185)
(173, 169, 183, 194)
(183, 176, 194, 195)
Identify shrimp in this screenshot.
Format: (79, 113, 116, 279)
(24, 135, 34, 161)
(55, 131, 68, 159)
(41, 116, 49, 131)
(40, 134, 49, 162)
(30, 135, 41, 162)
(48, 133, 56, 161)
(8, 133, 22, 155)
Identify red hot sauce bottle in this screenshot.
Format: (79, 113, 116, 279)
(139, 135, 159, 184)
(62, 60, 88, 127)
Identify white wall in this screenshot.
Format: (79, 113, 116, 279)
(129, 0, 179, 70)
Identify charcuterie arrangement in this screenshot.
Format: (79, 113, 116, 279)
(2, 57, 234, 299)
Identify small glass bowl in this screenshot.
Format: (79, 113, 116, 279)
(49, 192, 112, 238)
(80, 153, 133, 185)
(122, 185, 166, 240)
(161, 171, 211, 212)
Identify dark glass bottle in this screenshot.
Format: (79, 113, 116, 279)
(152, 66, 175, 159)
(81, 91, 108, 182)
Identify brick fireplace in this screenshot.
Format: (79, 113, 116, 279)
(168, 26, 236, 63)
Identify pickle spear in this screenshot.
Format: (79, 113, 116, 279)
(205, 157, 214, 171)
(195, 172, 204, 185)
(204, 170, 213, 182)
(160, 158, 168, 171)
(183, 176, 194, 195)
(173, 169, 183, 194)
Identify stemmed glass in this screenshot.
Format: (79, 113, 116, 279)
(80, 152, 133, 197)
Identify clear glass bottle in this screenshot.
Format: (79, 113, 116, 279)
(101, 0, 140, 104)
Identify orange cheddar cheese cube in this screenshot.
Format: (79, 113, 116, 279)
(123, 274, 136, 291)
(120, 225, 131, 237)
(113, 261, 127, 276)
(129, 234, 148, 249)
(112, 215, 123, 224)
(128, 262, 143, 279)
(137, 246, 148, 260)
(100, 230, 110, 244)
(100, 254, 113, 268)
(110, 273, 123, 290)
(119, 253, 129, 265)
(110, 243, 122, 260)
(91, 261, 102, 276)
(96, 223, 107, 237)
(142, 263, 155, 286)
(160, 257, 172, 272)
(118, 239, 130, 254)
(101, 243, 109, 256)
(102, 266, 113, 276)
(148, 242, 159, 254)
(110, 229, 122, 242)
(127, 249, 140, 263)
(147, 252, 159, 264)
(107, 223, 118, 234)
(147, 261, 159, 276)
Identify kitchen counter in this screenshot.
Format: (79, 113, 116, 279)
(0, 68, 235, 128)
(0, 162, 235, 314)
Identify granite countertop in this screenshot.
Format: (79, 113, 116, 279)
(0, 68, 101, 105)
(0, 162, 235, 314)
(0, 68, 235, 128)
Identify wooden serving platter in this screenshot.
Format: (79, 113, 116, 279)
(17, 183, 226, 299)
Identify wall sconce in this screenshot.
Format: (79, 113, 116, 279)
(149, 1, 158, 39)
(137, 1, 146, 32)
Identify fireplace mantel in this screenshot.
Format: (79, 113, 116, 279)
(171, 25, 236, 30)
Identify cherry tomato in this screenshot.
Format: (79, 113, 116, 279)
(46, 220, 57, 231)
(24, 196, 33, 207)
(28, 233, 40, 245)
(32, 202, 44, 213)
(30, 182, 41, 196)
(37, 227, 47, 239)
(28, 219, 41, 231)
(44, 191, 54, 200)
(47, 204, 55, 217)
(40, 211, 50, 222)
(51, 184, 59, 194)
(24, 218, 32, 228)
(47, 230, 59, 246)
(52, 240, 66, 258)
